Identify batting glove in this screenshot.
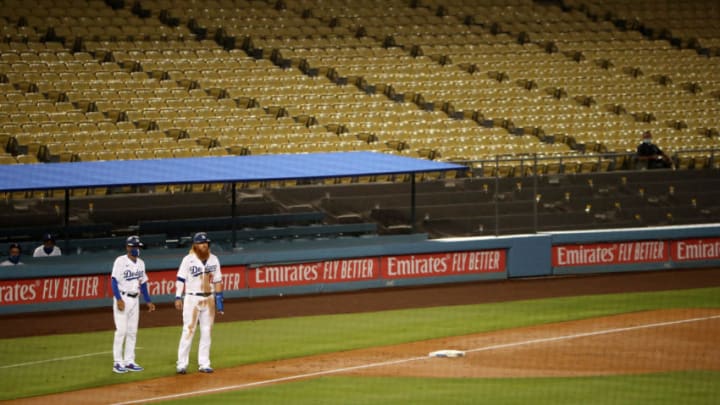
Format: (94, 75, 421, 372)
(215, 292, 224, 313)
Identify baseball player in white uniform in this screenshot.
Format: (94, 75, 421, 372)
(174, 232, 224, 374)
(111, 235, 155, 374)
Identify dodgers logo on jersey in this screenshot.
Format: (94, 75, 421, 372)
(190, 264, 217, 277)
(190, 265, 203, 276)
(124, 268, 144, 281)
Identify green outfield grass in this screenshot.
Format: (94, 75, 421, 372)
(166, 372, 720, 405)
(1, 287, 719, 401)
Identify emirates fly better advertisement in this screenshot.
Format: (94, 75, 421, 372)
(381, 250, 506, 279)
(1, 250, 506, 306)
(552, 237, 720, 268)
(0, 266, 247, 306)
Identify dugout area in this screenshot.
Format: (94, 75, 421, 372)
(0, 151, 465, 249)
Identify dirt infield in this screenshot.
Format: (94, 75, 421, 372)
(4, 267, 720, 404)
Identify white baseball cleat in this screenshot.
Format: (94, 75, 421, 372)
(113, 363, 128, 374)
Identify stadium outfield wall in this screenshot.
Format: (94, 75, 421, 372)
(1, 224, 719, 315)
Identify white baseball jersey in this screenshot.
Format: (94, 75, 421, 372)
(176, 252, 222, 294)
(176, 251, 222, 371)
(33, 245, 62, 257)
(0, 259, 22, 266)
(112, 255, 148, 295)
(111, 254, 149, 368)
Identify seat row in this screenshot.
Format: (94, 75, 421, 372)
(1, 0, 718, 175)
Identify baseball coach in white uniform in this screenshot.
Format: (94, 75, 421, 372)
(110, 235, 155, 374)
(174, 232, 224, 374)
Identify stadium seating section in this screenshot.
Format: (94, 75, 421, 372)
(1, 0, 718, 249)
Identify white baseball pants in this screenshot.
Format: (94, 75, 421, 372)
(177, 294, 216, 370)
(113, 294, 140, 365)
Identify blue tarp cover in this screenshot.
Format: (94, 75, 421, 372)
(0, 152, 465, 192)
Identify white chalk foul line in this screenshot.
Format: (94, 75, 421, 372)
(465, 314, 720, 354)
(0, 351, 113, 369)
(112, 356, 429, 405)
(0, 347, 144, 370)
(114, 314, 720, 405)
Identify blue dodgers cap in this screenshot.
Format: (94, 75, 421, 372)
(42, 233, 55, 241)
(126, 235, 145, 247)
(192, 232, 211, 244)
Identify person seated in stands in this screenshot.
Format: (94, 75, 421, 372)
(1, 243, 23, 266)
(33, 233, 62, 257)
(636, 131, 673, 169)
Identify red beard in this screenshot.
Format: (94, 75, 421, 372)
(193, 245, 210, 262)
